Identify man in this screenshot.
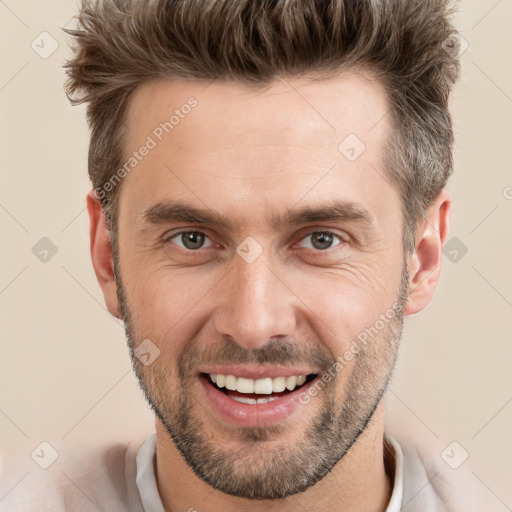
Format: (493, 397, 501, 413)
(0, 0, 495, 510)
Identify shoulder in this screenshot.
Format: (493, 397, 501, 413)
(388, 432, 500, 512)
(0, 436, 147, 512)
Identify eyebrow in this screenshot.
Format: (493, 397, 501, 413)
(140, 199, 374, 232)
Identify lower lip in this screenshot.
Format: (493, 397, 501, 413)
(198, 374, 317, 427)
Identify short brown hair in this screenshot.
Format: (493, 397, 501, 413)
(63, 0, 461, 253)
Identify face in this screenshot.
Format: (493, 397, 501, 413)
(114, 71, 408, 499)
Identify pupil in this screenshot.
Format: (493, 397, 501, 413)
(312, 232, 332, 250)
(182, 232, 204, 250)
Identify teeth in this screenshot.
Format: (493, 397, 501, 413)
(285, 376, 297, 390)
(258, 396, 280, 403)
(231, 395, 258, 404)
(230, 396, 281, 404)
(272, 376, 286, 392)
(225, 375, 237, 391)
(208, 373, 312, 393)
(254, 378, 273, 394)
(237, 377, 254, 393)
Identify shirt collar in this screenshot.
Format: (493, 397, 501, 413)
(384, 433, 405, 512)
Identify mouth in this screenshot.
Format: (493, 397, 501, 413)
(200, 372, 318, 404)
(197, 364, 323, 426)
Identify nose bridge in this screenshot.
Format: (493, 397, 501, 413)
(213, 244, 296, 348)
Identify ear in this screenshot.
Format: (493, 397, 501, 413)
(405, 189, 451, 316)
(86, 190, 121, 319)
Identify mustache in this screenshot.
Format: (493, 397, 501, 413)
(178, 336, 335, 378)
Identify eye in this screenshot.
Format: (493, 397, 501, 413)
(298, 231, 344, 251)
(166, 231, 214, 251)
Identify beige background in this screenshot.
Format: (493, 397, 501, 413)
(1, 0, 511, 508)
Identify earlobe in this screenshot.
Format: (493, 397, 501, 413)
(404, 190, 451, 316)
(86, 190, 121, 319)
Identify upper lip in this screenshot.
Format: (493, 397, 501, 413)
(198, 365, 318, 380)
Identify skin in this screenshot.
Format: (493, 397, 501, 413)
(88, 70, 450, 511)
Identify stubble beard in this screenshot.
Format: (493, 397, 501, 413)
(114, 252, 408, 499)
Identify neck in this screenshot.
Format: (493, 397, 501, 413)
(155, 400, 392, 512)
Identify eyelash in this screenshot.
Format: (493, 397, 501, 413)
(163, 229, 347, 253)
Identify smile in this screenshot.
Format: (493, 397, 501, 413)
(206, 373, 315, 404)
(198, 372, 319, 426)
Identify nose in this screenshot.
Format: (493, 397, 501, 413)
(212, 248, 298, 350)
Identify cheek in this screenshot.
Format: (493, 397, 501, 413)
(124, 265, 219, 347)
(289, 260, 402, 351)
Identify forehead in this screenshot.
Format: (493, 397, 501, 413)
(120, 70, 397, 230)
(125, 70, 389, 152)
